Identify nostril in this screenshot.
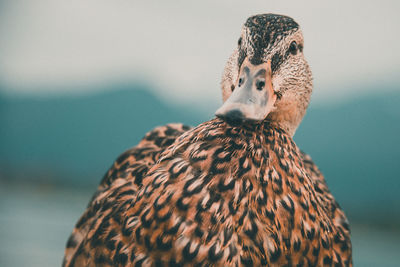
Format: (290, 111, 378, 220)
(238, 78, 244, 87)
(256, 80, 265, 91)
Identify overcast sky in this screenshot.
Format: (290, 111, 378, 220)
(0, 0, 399, 105)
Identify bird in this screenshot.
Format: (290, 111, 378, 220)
(63, 14, 352, 266)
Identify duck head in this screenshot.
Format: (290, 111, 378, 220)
(216, 14, 313, 136)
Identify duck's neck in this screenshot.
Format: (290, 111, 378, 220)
(267, 104, 307, 137)
(178, 118, 300, 163)
(167, 118, 308, 197)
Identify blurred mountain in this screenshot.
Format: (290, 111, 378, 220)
(0, 83, 399, 221)
(0, 83, 207, 185)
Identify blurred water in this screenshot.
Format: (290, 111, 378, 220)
(0, 184, 89, 267)
(0, 183, 399, 267)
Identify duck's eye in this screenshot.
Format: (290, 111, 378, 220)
(289, 41, 298, 55)
(238, 37, 242, 46)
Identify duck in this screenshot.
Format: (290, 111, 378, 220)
(63, 14, 352, 266)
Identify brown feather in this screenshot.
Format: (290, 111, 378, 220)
(63, 120, 351, 266)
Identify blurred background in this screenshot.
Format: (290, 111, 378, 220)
(0, 0, 399, 266)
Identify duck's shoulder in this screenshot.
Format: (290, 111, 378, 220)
(299, 150, 344, 213)
(98, 123, 192, 190)
(63, 123, 192, 267)
(299, 151, 326, 191)
(299, 150, 352, 258)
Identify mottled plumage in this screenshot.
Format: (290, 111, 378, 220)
(64, 13, 352, 266)
(64, 121, 351, 266)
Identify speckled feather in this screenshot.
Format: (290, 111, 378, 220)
(64, 13, 352, 266)
(63, 120, 351, 266)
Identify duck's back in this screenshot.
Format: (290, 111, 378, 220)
(63, 123, 190, 266)
(64, 120, 351, 266)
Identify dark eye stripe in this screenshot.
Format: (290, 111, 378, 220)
(271, 53, 283, 73)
